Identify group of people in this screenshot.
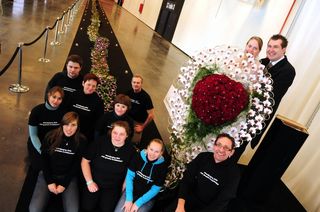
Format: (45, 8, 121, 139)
(24, 32, 295, 212)
(26, 54, 164, 212)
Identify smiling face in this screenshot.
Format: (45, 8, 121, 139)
(146, 141, 163, 161)
(63, 120, 78, 137)
(48, 91, 63, 108)
(114, 103, 128, 116)
(131, 77, 143, 93)
(82, 79, 97, 94)
(213, 136, 234, 163)
(266, 39, 286, 62)
(245, 38, 261, 58)
(111, 125, 128, 147)
(66, 61, 81, 79)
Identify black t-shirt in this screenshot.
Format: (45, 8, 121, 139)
(95, 111, 134, 139)
(42, 134, 87, 188)
(83, 136, 136, 188)
(126, 89, 153, 123)
(69, 90, 104, 141)
(28, 104, 66, 142)
(46, 71, 83, 105)
(179, 152, 240, 211)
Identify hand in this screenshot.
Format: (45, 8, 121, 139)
(56, 185, 65, 194)
(122, 201, 133, 212)
(87, 182, 99, 193)
(175, 206, 186, 212)
(129, 203, 139, 212)
(134, 124, 144, 133)
(48, 183, 58, 195)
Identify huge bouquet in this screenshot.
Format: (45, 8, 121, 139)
(165, 45, 274, 187)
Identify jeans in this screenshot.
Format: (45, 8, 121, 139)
(114, 191, 155, 212)
(29, 171, 79, 212)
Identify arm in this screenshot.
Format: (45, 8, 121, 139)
(175, 198, 186, 212)
(134, 185, 161, 208)
(81, 157, 99, 192)
(125, 169, 135, 202)
(28, 125, 41, 154)
(135, 109, 154, 132)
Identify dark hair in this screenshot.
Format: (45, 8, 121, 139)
(44, 112, 84, 154)
(270, 34, 288, 48)
(214, 133, 236, 149)
(108, 120, 131, 138)
(114, 94, 131, 110)
(148, 138, 165, 152)
(83, 73, 101, 85)
(247, 36, 263, 51)
(66, 54, 83, 67)
(47, 86, 64, 100)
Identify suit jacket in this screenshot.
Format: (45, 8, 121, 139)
(250, 56, 296, 148)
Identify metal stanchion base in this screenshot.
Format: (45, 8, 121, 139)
(9, 84, 30, 93)
(50, 41, 61, 46)
(38, 58, 51, 63)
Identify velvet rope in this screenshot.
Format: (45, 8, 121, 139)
(0, 0, 80, 77)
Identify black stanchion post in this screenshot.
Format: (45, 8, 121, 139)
(58, 12, 66, 34)
(9, 42, 30, 93)
(50, 17, 61, 46)
(38, 27, 50, 63)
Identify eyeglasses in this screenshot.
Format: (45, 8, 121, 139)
(214, 142, 233, 151)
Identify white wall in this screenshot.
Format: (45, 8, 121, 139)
(122, 0, 163, 29)
(172, 0, 297, 56)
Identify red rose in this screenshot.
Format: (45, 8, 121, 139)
(192, 74, 249, 126)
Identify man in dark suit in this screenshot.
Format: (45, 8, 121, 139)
(229, 34, 296, 211)
(233, 34, 296, 161)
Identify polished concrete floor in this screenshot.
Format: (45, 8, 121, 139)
(0, 0, 188, 211)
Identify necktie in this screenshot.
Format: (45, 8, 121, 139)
(266, 62, 273, 70)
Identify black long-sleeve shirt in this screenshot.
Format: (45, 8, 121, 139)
(179, 152, 240, 212)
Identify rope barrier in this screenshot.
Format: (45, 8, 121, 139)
(0, 47, 19, 76)
(0, 0, 81, 78)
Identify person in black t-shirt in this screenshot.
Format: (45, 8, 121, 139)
(125, 75, 154, 145)
(69, 73, 104, 142)
(45, 54, 84, 106)
(165, 133, 240, 212)
(95, 94, 134, 140)
(81, 121, 136, 212)
(28, 86, 66, 170)
(29, 112, 87, 212)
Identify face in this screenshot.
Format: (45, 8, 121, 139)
(245, 39, 260, 58)
(63, 120, 78, 137)
(114, 103, 128, 116)
(82, 79, 97, 94)
(213, 137, 234, 163)
(66, 61, 81, 79)
(48, 91, 63, 108)
(147, 141, 163, 161)
(131, 77, 142, 93)
(111, 126, 128, 147)
(266, 39, 286, 62)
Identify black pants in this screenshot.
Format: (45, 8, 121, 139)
(81, 186, 121, 212)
